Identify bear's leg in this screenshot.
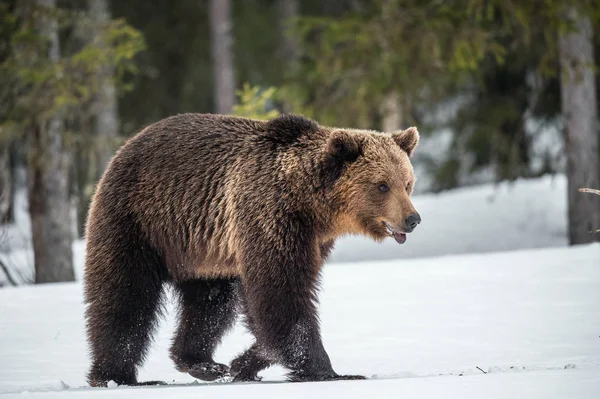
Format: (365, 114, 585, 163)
(230, 295, 273, 382)
(170, 278, 239, 381)
(240, 279, 338, 380)
(85, 232, 167, 387)
(243, 275, 339, 382)
(240, 227, 365, 382)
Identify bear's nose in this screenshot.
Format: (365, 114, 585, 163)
(404, 213, 421, 232)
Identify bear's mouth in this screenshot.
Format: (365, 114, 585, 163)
(382, 222, 407, 244)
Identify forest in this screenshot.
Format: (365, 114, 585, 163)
(0, 0, 599, 284)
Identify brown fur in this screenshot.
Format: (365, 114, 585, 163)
(83, 113, 420, 386)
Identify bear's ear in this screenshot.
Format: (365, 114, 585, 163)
(325, 129, 362, 163)
(392, 127, 419, 157)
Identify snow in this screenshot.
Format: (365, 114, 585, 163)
(1, 244, 599, 398)
(4, 371, 600, 399)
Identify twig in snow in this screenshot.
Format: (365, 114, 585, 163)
(0, 258, 18, 286)
(476, 366, 487, 374)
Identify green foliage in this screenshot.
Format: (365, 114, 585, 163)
(0, 3, 145, 132)
(0, 0, 585, 196)
(233, 0, 281, 88)
(284, 0, 502, 127)
(233, 83, 279, 120)
(282, 0, 600, 191)
(434, 0, 600, 188)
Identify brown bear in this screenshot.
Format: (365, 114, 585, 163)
(84, 113, 421, 387)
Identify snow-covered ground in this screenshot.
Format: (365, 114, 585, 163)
(1, 243, 599, 398)
(1, 172, 594, 397)
(1, 174, 568, 284)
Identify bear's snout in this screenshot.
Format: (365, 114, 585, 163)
(404, 213, 421, 233)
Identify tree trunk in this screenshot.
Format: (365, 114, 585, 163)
(210, 0, 235, 114)
(72, 0, 119, 238)
(278, 0, 299, 113)
(381, 91, 402, 132)
(28, 0, 74, 283)
(88, 0, 119, 180)
(0, 143, 11, 223)
(278, 0, 299, 62)
(558, 8, 600, 245)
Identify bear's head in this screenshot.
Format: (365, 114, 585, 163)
(325, 126, 421, 244)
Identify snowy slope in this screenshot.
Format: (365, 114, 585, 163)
(0, 174, 568, 285)
(331, 174, 567, 262)
(1, 244, 599, 398)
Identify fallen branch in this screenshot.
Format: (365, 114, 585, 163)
(578, 188, 600, 195)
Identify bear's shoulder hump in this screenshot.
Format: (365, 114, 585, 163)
(263, 114, 320, 144)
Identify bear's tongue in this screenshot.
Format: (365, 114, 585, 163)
(393, 231, 407, 244)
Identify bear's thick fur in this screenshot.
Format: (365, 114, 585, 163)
(84, 113, 421, 386)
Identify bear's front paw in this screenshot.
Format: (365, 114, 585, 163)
(187, 362, 230, 381)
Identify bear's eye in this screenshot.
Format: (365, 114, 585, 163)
(406, 182, 411, 192)
(378, 183, 390, 193)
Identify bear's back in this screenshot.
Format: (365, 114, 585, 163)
(93, 113, 319, 281)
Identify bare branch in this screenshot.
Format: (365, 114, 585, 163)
(0, 257, 18, 286)
(578, 188, 600, 195)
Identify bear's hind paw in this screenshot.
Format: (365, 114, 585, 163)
(187, 362, 230, 382)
